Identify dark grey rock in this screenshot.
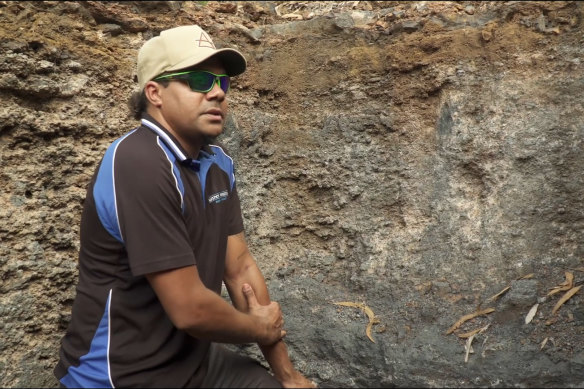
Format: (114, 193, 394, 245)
(99, 23, 123, 36)
(503, 279, 538, 308)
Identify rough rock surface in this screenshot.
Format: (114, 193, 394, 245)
(1, 1, 583, 387)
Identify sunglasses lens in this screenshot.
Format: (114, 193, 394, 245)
(218, 76, 230, 93)
(187, 72, 215, 92)
(186, 72, 230, 94)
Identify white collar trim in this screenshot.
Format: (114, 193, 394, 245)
(141, 119, 187, 161)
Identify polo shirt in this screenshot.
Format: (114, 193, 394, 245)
(54, 113, 244, 388)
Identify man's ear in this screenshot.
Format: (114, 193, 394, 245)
(144, 81, 164, 108)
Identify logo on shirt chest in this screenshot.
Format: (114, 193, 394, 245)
(208, 190, 228, 204)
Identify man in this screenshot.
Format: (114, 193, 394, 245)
(55, 25, 315, 388)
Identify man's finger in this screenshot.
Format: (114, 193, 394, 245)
(242, 283, 259, 308)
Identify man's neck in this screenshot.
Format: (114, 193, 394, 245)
(147, 110, 203, 159)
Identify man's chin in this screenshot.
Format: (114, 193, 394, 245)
(206, 128, 223, 139)
(202, 127, 223, 140)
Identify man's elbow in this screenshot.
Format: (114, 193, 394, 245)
(225, 261, 256, 285)
(167, 302, 207, 332)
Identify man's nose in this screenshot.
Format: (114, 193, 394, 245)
(206, 80, 225, 100)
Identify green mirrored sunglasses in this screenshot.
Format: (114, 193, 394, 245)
(154, 70, 230, 94)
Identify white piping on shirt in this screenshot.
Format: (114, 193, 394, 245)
(157, 137, 184, 211)
(107, 289, 115, 388)
(111, 130, 137, 242)
(142, 119, 187, 161)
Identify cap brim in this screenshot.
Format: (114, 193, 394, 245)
(168, 48, 247, 77)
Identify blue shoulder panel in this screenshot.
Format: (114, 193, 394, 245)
(208, 145, 235, 189)
(60, 290, 114, 388)
(197, 145, 235, 207)
(93, 130, 137, 243)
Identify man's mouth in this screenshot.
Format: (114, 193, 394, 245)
(204, 109, 224, 120)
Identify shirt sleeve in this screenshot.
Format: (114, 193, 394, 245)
(226, 181, 244, 236)
(114, 138, 196, 276)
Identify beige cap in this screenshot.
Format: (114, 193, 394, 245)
(137, 25, 247, 90)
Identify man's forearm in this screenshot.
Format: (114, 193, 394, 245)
(146, 266, 280, 345)
(179, 286, 263, 344)
(224, 260, 297, 380)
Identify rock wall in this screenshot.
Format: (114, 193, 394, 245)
(1, 1, 583, 387)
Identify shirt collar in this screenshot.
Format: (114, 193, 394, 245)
(140, 113, 214, 163)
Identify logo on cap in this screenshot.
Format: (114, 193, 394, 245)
(196, 31, 215, 49)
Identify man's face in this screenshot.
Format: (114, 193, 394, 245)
(158, 57, 229, 144)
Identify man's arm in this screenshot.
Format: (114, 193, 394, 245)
(145, 264, 285, 345)
(224, 232, 316, 388)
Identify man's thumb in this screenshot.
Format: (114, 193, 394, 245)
(242, 284, 258, 307)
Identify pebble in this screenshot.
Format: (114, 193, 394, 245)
(65, 60, 82, 71)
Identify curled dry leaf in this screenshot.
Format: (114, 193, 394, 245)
(334, 301, 379, 343)
(547, 272, 574, 296)
(525, 303, 539, 324)
(446, 308, 495, 335)
(551, 271, 573, 288)
(551, 285, 581, 316)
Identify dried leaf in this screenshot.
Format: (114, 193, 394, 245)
(548, 285, 572, 296)
(334, 301, 379, 343)
(540, 337, 548, 350)
(457, 324, 490, 339)
(570, 267, 584, 273)
(551, 271, 574, 288)
(547, 272, 574, 296)
(464, 335, 475, 363)
(458, 328, 482, 339)
(517, 273, 535, 280)
(525, 303, 539, 324)
(487, 286, 511, 302)
(551, 285, 582, 315)
(446, 308, 495, 335)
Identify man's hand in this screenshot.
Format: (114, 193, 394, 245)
(243, 283, 286, 345)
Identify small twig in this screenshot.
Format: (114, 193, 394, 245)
(446, 308, 495, 335)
